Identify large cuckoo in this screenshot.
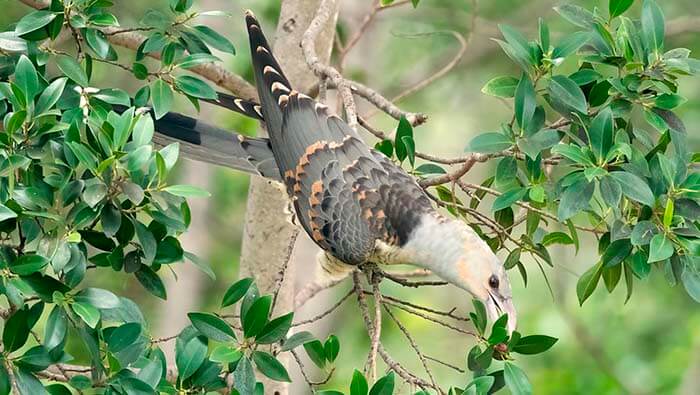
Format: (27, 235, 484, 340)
(145, 12, 517, 331)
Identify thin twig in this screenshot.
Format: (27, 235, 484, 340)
(292, 287, 354, 327)
(272, 230, 300, 312)
(383, 306, 442, 394)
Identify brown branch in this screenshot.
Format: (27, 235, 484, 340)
(302, 0, 359, 130)
(351, 273, 435, 390)
(337, 80, 427, 126)
(272, 230, 300, 312)
(292, 287, 354, 327)
(383, 306, 442, 394)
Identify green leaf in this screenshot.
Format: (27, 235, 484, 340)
(558, 178, 593, 221)
(492, 188, 527, 212)
(609, 0, 634, 17)
(175, 75, 217, 100)
(134, 265, 167, 299)
(542, 232, 573, 246)
(14, 368, 47, 395)
(56, 55, 89, 87)
(3, 309, 30, 352)
(188, 312, 236, 342)
(394, 116, 413, 163)
(609, 171, 655, 206)
(15, 55, 38, 100)
(467, 132, 512, 153)
(94, 88, 131, 106)
(252, 351, 291, 382)
(75, 287, 121, 308)
(135, 222, 157, 264)
(554, 4, 596, 28)
(488, 315, 509, 345)
(552, 32, 591, 59)
(210, 345, 242, 364)
(281, 331, 315, 351)
(655, 94, 686, 110)
(589, 107, 614, 162)
(324, 334, 340, 362)
(303, 340, 326, 369)
(10, 254, 48, 275)
(351, 370, 369, 395)
(15, 10, 57, 35)
(233, 357, 256, 395)
(512, 335, 558, 355)
(548, 75, 587, 114)
(641, 0, 665, 54)
(151, 79, 173, 119)
(415, 163, 446, 175)
(577, 261, 603, 305)
(163, 184, 211, 198)
(106, 322, 142, 353)
(648, 234, 674, 262)
(515, 74, 536, 131)
(0, 364, 9, 395)
(71, 302, 100, 328)
(85, 29, 110, 58)
(133, 114, 154, 146)
(481, 76, 519, 98)
(465, 375, 495, 395)
(192, 25, 236, 54)
(82, 182, 107, 207)
(631, 221, 656, 246)
(369, 372, 395, 395)
(36, 78, 67, 114)
(242, 295, 272, 338)
(504, 362, 532, 395)
(222, 278, 254, 307)
(177, 53, 220, 69)
(176, 337, 207, 380)
(682, 266, 700, 302)
(539, 17, 550, 51)
(374, 140, 393, 158)
(504, 248, 521, 270)
(256, 313, 293, 344)
(498, 25, 533, 67)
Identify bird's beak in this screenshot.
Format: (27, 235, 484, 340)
(485, 291, 517, 334)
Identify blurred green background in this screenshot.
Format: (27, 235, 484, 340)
(5, 0, 700, 393)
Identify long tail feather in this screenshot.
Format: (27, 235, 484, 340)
(245, 10, 293, 137)
(113, 105, 280, 180)
(202, 92, 264, 121)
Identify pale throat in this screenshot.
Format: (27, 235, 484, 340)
(371, 213, 496, 294)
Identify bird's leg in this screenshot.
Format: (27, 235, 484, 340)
(294, 251, 355, 308)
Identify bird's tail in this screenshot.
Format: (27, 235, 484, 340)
(245, 10, 293, 138)
(113, 105, 280, 180)
(202, 92, 263, 121)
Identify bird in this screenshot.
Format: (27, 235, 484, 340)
(142, 11, 517, 332)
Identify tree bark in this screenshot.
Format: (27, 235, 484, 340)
(237, 2, 338, 394)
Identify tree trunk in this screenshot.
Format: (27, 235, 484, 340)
(238, 2, 338, 394)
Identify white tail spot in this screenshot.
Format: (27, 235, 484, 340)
(271, 82, 290, 93)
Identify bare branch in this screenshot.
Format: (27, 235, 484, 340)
(383, 306, 442, 394)
(302, 0, 359, 130)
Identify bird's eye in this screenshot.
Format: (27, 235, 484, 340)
(488, 275, 499, 289)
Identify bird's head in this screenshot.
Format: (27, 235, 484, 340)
(401, 214, 517, 333)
